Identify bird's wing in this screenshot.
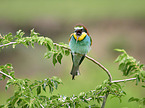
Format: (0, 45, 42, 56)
(89, 36, 92, 46)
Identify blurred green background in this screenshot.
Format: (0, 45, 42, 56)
(0, 0, 145, 107)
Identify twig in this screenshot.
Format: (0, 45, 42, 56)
(111, 78, 136, 83)
(85, 55, 112, 82)
(0, 71, 13, 79)
(85, 96, 105, 101)
(84, 56, 112, 108)
(101, 93, 109, 108)
(0, 42, 16, 47)
(40, 104, 44, 108)
(53, 43, 70, 50)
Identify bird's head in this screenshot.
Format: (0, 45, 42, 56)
(74, 24, 89, 42)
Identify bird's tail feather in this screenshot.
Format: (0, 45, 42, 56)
(70, 65, 80, 80)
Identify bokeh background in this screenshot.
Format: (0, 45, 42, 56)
(0, 0, 145, 107)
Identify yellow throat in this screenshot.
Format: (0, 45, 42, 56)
(73, 32, 87, 41)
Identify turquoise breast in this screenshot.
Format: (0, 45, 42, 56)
(69, 35, 91, 54)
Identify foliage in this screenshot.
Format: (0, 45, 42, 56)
(0, 64, 125, 108)
(115, 49, 145, 85)
(0, 30, 145, 108)
(0, 29, 70, 66)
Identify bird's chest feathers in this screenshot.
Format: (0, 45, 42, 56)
(69, 34, 91, 54)
(73, 32, 87, 41)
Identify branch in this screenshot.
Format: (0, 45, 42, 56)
(85, 55, 112, 82)
(1, 42, 112, 81)
(0, 42, 16, 47)
(101, 93, 109, 108)
(111, 78, 136, 83)
(53, 43, 112, 82)
(0, 71, 14, 79)
(53, 43, 70, 50)
(85, 96, 105, 101)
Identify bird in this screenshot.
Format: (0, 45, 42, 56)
(69, 24, 92, 80)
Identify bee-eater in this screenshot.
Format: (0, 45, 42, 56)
(69, 24, 92, 80)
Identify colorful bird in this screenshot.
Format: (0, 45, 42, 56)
(69, 24, 92, 80)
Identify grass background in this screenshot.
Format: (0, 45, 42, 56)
(0, 0, 145, 107)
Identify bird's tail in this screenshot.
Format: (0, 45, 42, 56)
(70, 65, 80, 80)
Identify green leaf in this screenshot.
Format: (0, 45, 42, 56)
(5, 64, 13, 70)
(143, 98, 145, 105)
(42, 83, 47, 92)
(44, 51, 53, 59)
(37, 86, 41, 95)
(10, 71, 15, 78)
(114, 49, 126, 53)
(53, 53, 58, 66)
(46, 43, 52, 51)
(49, 85, 54, 93)
(31, 41, 35, 48)
(119, 63, 126, 75)
(15, 30, 25, 38)
(5, 79, 14, 90)
(57, 53, 63, 64)
(51, 76, 62, 85)
(17, 99, 28, 107)
(128, 97, 139, 102)
(30, 29, 40, 37)
(65, 50, 70, 56)
(53, 81, 58, 89)
(0, 105, 4, 108)
(142, 85, 145, 88)
(126, 65, 133, 75)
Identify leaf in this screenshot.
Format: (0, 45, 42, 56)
(126, 65, 133, 75)
(53, 53, 58, 66)
(135, 74, 140, 85)
(5, 79, 14, 90)
(65, 50, 70, 56)
(10, 71, 15, 78)
(44, 51, 53, 59)
(0, 105, 4, 108)
(49, 85, 54, 93)
(5, 64, 13, 70)
(128, 97, 139, 102)
(30, 29, 40, 37)
(118, 63, 126, 75)
(42, 83, 47, 92)
(60, 47, 65, 54)
(114, 49, 126, 53)
(46, 43, 51, 51)
(51, 76, 62, 84)
(15, 30, 25, 38)
(31, 41, 35, 48)
(143, 98, 145, 105)
(37, 86, 41, 95)
(142, 85, 145, 88)
(57, 53, 63, 64)
(53, 81, 58, 89)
